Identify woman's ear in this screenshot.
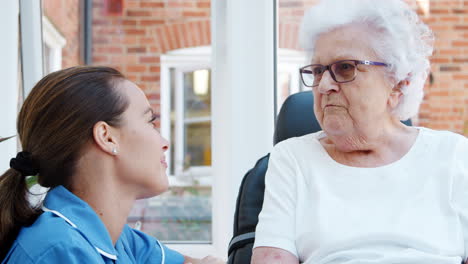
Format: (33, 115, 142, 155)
(388, 79, 409, 109)
(92, 121, 119, 156)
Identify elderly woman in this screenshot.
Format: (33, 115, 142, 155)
(252, 0, 468, 263)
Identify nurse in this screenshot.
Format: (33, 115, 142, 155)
(0, 66, 223, 264)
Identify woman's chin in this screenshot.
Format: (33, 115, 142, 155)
(322, 116, 350, 136)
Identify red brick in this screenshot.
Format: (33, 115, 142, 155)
(140, 2, 164, 8)
(454, 58, 468, 63)
(439, 49, 462, 55)
(140, 37, 156, 45)
(190, 22, 200, 46)
(94, 37, 109, 44)
(95, 27, 123, 35)
(197, 2, 210, 8)
(96, 46, 124, 53)
(125, 1, 139, 9)
(127, 10, 151, 17)
(454, 74, 468, 80)
(126, 65, 147, 72)
(123, 19, 137, 26)
(453, 9, 468, 14)
(168, 2, 194, 8)
(184, 23, 193, 47)
(431, 8, 450, 14)
(141, 75, 160, 82)
(124, 29, 146, 35)
(205, 20, 211, 44)
(139, 56, 160, 64)
(156, 28, 170, 51)
(94, 19, 111, 25)
(439, 16, 460, 22)
(150, 66, 161, 72)
(164, 25, 176, 50)
(176, 23, 186, 48)
(140, 20, 165, 26)
(149, 47, 161, 53)
(172, 24, 182, 48)
(183, 11, 207, 17)
(453, 40, 468, 47)
(127, 47, 146, 53)
(122, 36, 138, 45)
(93, 55, 109, 63)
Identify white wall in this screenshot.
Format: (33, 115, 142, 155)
(20, 0, 44, 96)
(211, 0, 275, 256)
(0, 1, 19, 174)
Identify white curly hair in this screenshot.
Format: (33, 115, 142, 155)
(300, 0, 434, 120)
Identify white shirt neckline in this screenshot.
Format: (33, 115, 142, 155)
(313, 127, 424, 171)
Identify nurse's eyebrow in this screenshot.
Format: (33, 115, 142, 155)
(143, 107, 154, 116)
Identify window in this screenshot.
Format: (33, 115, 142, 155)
(169, 67, 212, 185)
(276, 48, 308, 113)
(42, 16, 66, 74)
(127, 46, 213, 245)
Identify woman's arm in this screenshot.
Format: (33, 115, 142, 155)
(183, 255, 225, 264)
(251, 247, 299, 264)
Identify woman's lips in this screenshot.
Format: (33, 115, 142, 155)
(160, 159, 168, 168)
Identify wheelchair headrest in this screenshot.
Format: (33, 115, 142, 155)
(273, 91, 321, 145)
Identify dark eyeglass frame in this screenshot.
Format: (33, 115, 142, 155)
(299, 60, 390, 87)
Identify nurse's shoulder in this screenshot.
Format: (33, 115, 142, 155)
(5, 211, 99, 264)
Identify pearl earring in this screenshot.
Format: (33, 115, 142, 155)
(112, 148, 118, 155)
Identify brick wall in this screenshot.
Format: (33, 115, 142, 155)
(92, 0, 211, 117)
(279, 0, 468, 136)
(43, 0, 468, 135)
(416, 0, 468, 134)
(42, 0, 82, 68)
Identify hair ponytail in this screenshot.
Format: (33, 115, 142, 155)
(0, 168, 40, 260)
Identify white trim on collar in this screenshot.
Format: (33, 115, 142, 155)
(42, 205, 118, 261)
(95, 247, 117, 260)
(156, 240, 165, 264)
(42, 206, 77, 228)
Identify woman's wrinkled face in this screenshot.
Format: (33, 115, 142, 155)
(115, 80, 169, 199)
(312, 25, 395, 137)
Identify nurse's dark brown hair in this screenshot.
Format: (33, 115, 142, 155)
(0, 66, 129, 260)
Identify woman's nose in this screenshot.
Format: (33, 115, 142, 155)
(317, 70, 340, 94)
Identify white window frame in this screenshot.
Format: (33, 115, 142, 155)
(159, 46, 218, 256)
(161, 47, 304, 186)
(160, 46, 212, 187)
(276, 48, 308, 113)
(42, 16, 66, 74)
(0, 0, 20, 173)
(20, 0, 43, 97)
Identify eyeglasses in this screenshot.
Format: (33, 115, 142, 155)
(299, 60, 389, 87)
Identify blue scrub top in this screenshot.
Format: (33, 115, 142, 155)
(2, 186, 185, 264)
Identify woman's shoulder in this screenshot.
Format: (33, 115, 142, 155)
(418, 127, 468, 150)
(10, 211, 97, 262)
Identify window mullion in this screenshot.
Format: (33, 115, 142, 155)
(174, 70, 185, 176)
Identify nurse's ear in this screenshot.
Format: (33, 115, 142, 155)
(92, 121, 120, 156)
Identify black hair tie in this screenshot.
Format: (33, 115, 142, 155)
(10, 151, 39, 177)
